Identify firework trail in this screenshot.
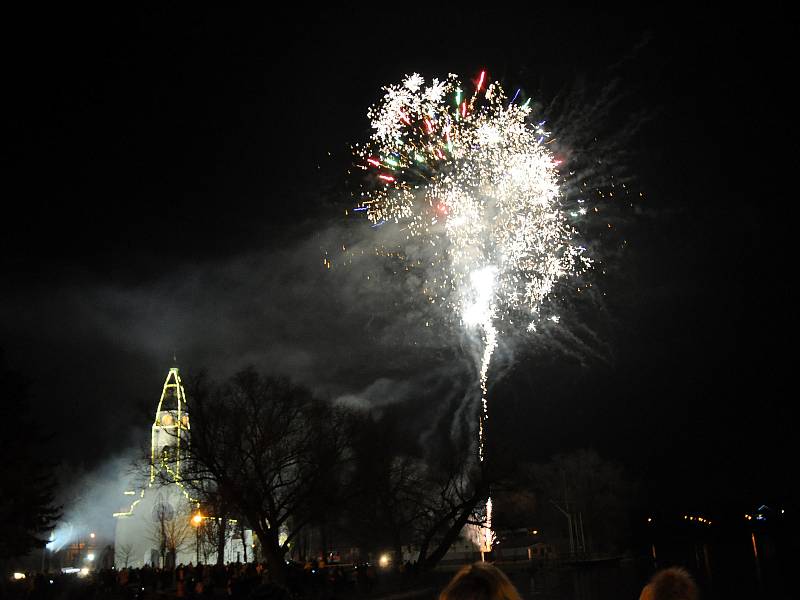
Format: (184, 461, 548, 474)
(354, 72, 591, 550)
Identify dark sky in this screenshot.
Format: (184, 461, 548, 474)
(1, 7, 792, 513)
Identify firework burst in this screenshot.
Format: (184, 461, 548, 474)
(356, 72, 590, 330)
(354, 72, 592, 550)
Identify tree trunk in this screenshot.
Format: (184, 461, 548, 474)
(216, 516, 228, 565)
(393, 537, 404, 569)
(319, 523, 328, 561)
(419, 490, 487, 571)
(257, 526, 287, 586)
(416, 504, 462, 566)
(240, 522, 248, 563)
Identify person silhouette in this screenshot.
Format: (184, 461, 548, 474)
(439, 562, 522, 600)
(639, 567, 699, 600)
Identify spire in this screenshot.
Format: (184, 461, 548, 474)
(151, 363, 190, 484)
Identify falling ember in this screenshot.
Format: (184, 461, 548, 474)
(355, 72, 592, 553)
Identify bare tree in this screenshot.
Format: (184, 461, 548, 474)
(528, 448, 638, 555)
(117, 543, 134, 568)
(183, 368, 353, 584)
(413, 456, 488, 570)
(348, 412, 488, 571)
(199, 514, 235, 564)
(150, 499, 192, 568)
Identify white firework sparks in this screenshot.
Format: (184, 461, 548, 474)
(355, 72, 592, 551)
(358, 73, 589, 330)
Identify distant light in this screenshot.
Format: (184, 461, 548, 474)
(647, 517, 652, 523)
(781, 509, 785, 514)
(86, 553, 95, 561)
(13, 573, 25, 580)
(90, 533, 96, 539)
(79, 568, 89, 577)
(192, 513, 203, 526)
(379, 554, 390, 568)
(532, 530, 538, 535)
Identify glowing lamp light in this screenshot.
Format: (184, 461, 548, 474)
(13, 573, 26, 580)
(378, 554, 390, 568)
(90, 533, 95, 539)
(192, 513, 203, 526)
(79, 568, 89, 577)
(86, 553, 95, 561)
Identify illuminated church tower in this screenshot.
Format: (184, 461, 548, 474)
(150, 366, 190, 484)
(113, 363, 196, 569)
(114, 362, 252, 569)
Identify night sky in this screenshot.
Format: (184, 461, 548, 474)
(1, 8, 792, 515)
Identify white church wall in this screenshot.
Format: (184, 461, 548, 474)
(114, 484, 195, 569)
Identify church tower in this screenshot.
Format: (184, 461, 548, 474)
(150, 364, 190, 483)
(115, 362, 251, 568)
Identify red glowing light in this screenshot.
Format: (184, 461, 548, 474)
(460, 102, 467, 118)
(367, 158, 381, 167)
(379, 174, 395, 182)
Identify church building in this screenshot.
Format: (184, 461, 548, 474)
(113, 364, 252, 568)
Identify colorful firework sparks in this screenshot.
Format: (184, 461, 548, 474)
(355, 72, 591, 331)
(354, 72, 593, 550)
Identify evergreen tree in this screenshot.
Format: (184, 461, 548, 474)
(0, 357, 61, 562)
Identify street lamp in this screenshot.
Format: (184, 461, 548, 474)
(191, 512, 203, 564)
